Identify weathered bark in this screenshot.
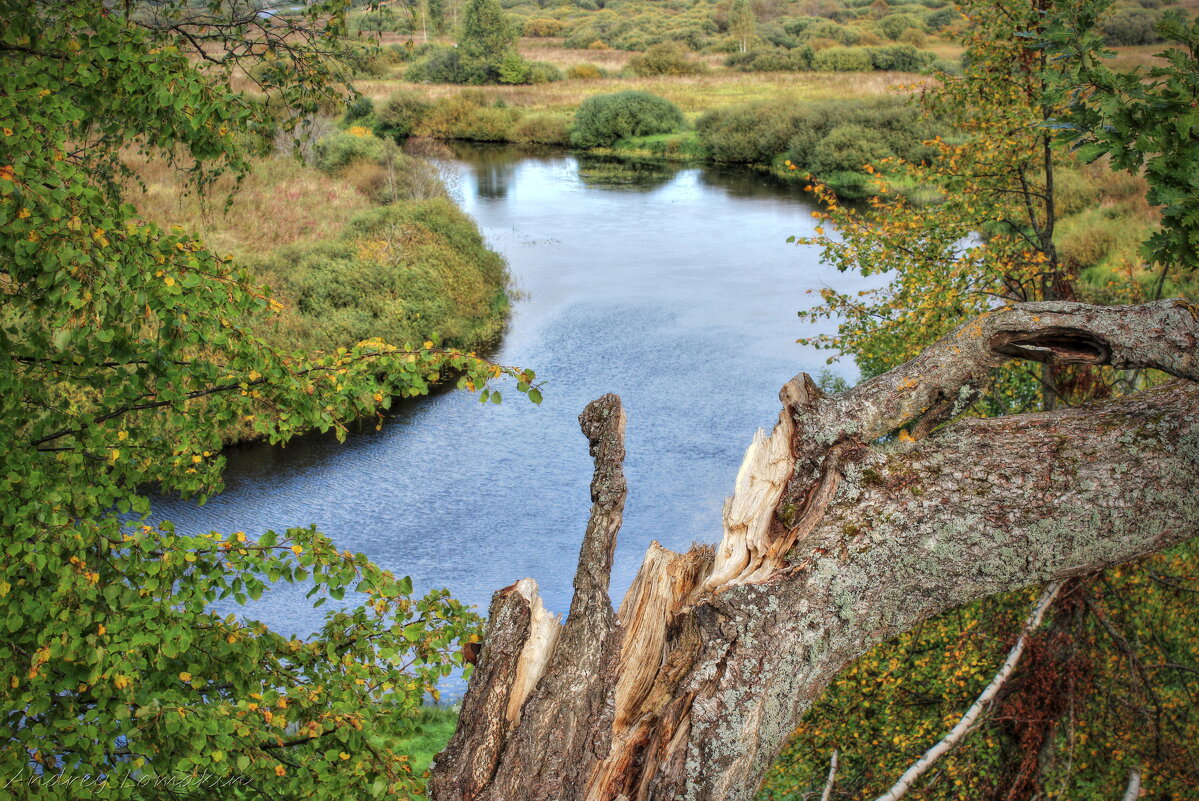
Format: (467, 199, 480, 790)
(429, 300, 1199, 801)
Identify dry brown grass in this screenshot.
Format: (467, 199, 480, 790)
(922, 40, 965, 61)
(356, 69, 930, 115)
(124, 153, 373, 259)
(1108, 44, 1173, 71)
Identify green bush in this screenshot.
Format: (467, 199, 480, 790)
(313, 130, 389, 172)
(725, 47, 813, 72)
(405, 45, 464, 83)
(340, 43, 392, 78)
(698, 96, 938, 180)
(627, 43, 707, 76)
(526, 61, 564, 84)
(809, 123, 896, 174)
(570, 91, 685, 148)
(1101, 7, 1162, 45)
(877, 11, 928, 39)
(344, 96, 375, 124)
(867, 44, 936, 71)
(795, 19, 861, 45)
(416, 94, 519, 141)
(925, 6, 959, 30)
(566, 63, 608, 79)
(523, 18, 566, 36)
(375, 90, 432, 141)
(497, 51, 532, 84)
(697, 101, 818, 163)
(350, 8, 410, 34)
(785, 97, 937, 170)
(812, 46, 873, 71)
(256, 199, 508, 351)
(511, 112, 573, 145)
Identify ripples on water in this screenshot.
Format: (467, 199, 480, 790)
(151, 144, 889, 696)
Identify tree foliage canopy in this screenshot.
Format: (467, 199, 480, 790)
(0, 1, 536, 795)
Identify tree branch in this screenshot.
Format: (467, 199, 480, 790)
(430, 300, 1199, 801)
(872, 583, 1062, 801)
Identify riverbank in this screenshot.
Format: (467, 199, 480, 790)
(127, 140, 512, 444)
(339, 85, 1163, 301)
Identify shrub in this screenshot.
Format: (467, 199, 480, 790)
(698, 102, 820, 163)
(1101, 7, 1162, 45)
(338, 150, 448, 204)
(867, 44, 936, 71)
(526, 61, 564, 84)
(341, 44, 392, 78)
(375, 90, 432, 141)
(497, 51, 532, 84)
(812, 46, 873, 71)
(313, 129, 389, 172)
(785, 97, 937, 169)
(344, 96, 375, 124)
(877, 11, 928, 39)
(925, 6, 959, 30)
(415, 95, 519, 141)
(796, 20, 861, 45)
(405, 45, 464, 83)
(566, 63, 607, 80)
(725, 47, 813, 72)
(350, 9, 409, 34)
(258, 199, 508, 351)
(524, 18, 566, 36)
(809, 123, 896, 174)
(627, 42, 707, 76)
(571, 91, 685, 148)
(698, 96, 938, 172)
(454, 106, 520, 141)
(512, 112, 573, 145)
(781, 16, 828, 37)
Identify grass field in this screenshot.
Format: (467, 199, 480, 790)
(356, 63, 927, 116)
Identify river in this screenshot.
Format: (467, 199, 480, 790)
(151, 144, 887, 694)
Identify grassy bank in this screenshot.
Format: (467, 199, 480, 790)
(127, 137, 511, 444)
(398, 706, 460, 783)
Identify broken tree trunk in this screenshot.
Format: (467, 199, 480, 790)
(428, 300, 1199, 801)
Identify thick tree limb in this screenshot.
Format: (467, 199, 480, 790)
(872, 582, 1062, 801)
(430, 300, 1199, 801)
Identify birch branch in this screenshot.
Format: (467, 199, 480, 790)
(872, 582, 1064, 801)
(819, 749, 839, 801)
(1121, 767, 1142, 801)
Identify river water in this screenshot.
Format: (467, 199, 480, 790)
(151, 144, 886, 692)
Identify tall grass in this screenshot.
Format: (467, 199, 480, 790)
(125, 153, 373, 260)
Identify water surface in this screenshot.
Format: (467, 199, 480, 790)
(152, 145, 886, 691)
